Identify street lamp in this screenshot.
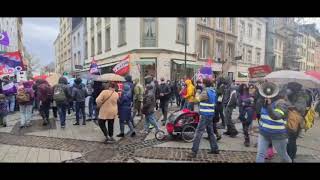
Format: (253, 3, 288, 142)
(184, 18, 187, 79)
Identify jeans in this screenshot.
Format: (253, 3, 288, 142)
(144, 112, 159, 132)
(7, 95, 15, 112)
(256, 134, 292, 163)
(119, 117, 135, 134)
(75, 101, 86, 123)
(175, 93, 181, 106)
(52, 106, 58, 118)
(239, 107, 254, 125)
(57, 103, 67, 126)
(98, 119, 114, 138)
(132, 100, 142, 122)
(40, 101, 51, 122)
(192, 116, 219, 153)
(214, 102, 225, 125)
(160, 99, 169, 122)
(88, 96, 95, 119)
(19, 105, 33, 126)
(223, 106, 238, 133)
(287, 128, 300, 161)
(180, 98, 185, 110)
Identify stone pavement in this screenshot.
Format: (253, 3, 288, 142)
(0, 104, 320, 163)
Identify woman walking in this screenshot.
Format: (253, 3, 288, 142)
(96, 82, 119, 144)
(17, 81, 35, 128)
(117, 84, 136, 137)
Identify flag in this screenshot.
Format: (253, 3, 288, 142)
(0, 32, 9, 46)
(113, 55, 130, 75)
(197, 58, 213, 80)
(0, 51, 23, 75)
(89, 56, 99, 74)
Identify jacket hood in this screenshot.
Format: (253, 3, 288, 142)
(125, 75, 133, 82)
(23, 81, 33, 88)
(58, 77, 68, 85)
(185, 79, 192, 86)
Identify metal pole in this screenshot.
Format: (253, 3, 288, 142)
(184, 18, 187, 79)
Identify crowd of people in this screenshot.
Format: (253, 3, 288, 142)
(0, 73, 318, 163)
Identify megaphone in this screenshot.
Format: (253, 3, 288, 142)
(258, 82, 279, 99)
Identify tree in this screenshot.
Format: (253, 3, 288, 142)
(23, 48, 41, 79)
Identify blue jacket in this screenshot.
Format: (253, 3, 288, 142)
(199, 87, 217, 117)
(118, 84, 132, 121)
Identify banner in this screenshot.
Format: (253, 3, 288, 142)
(0, 32, 9, 46)
(0, 51, 23, 75)
(89, 57, 99, 74)
(113, 55, 130, 75)
(248, 65, 272, 78)
(196, 58, 213, 81)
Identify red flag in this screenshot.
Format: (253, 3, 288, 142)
(113, 55, 130, 75)
(89, 56, 99, 74)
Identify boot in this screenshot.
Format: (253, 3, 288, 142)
(116, 133, 125, 137)
(242, 122, 250, 147)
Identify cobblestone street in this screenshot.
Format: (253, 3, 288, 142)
(0, 104, 320, 163)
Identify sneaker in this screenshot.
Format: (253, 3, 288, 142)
(244, 139, 250, 147)
(26, 123, 32, 127)
(216, 135, 222, 141)
(82, 122, 86, 125)
(116, 133, 124, 137)
(2, 124, 7, 127)
(86, 118, 92, 121)
(208, 150, 220, 154)
(73, 122, 80, 125)
(61, 125, 65, 128)
(19, 125, 25, 129)
(130, 132, 136, 137)
(229, 131, 238, 138)
(42, 122, 48, 126)
(108, 137, 116, 142)
(188, 152, 197, 158)
(223, 131, 231, 135)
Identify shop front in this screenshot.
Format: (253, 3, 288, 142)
(171, 59, 198, 81)
(135, 58, 157, 85)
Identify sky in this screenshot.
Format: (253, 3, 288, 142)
(21, 18, 320, 67)
(23, 18, 59, 66)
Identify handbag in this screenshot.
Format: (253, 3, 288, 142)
(97, 90, 114, 109)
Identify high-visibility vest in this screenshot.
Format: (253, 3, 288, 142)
(199, 88, 216, 116)
(259, 103, 287, 135)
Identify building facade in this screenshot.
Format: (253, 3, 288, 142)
(57, 18, 72, 74)
(236, 18, 266, 82)
(0, 18, 19, 52)
(83, 17, 197, 82)
(71, 18, 85, 73)
(54, 34, 60, 73)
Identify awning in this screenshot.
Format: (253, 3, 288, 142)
(172, 60, 199, 68)
(135, 59, 156, 65)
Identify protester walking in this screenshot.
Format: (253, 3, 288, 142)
(117, 84, 136, 137)
(2, 76, 17, 113)
(92, 81, 103, 121)
(72, 78, 88, 125)
(132, 78, 144, 122)
(53, 77, 71, 128)
(141, 84, 160, 134)
(256, 90, 292, 163)
(159, 78, 171, 125)
(96, 82, 119, 144)
(0, 94, 8, 127)
(183, 79, 195, 111)
(17, 81, 35, 128)
(86, 80, 94, 121)
(35, 79, 53, 126)
(189, 78, 219, 158)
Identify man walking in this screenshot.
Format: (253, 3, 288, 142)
(53, 77, 71, 128)
(189, 78, 219, 158)
(132, 78, 144, 122)
(159, 78, 171, 125)
(72, 78, 88, 125)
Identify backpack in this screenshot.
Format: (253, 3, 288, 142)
(53, 85, 66, 102)
(287, 109, 304, 132)
(38, 83, 52, 102)
(16, 88, 30, 103)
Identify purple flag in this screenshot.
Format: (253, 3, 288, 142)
(0, 32, 9, 46)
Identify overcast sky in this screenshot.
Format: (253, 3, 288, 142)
(23, 18, 59, 66)
(21, 18, 320, 67)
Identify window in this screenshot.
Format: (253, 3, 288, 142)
(216, 18, 223, 30)
(240, 21, 245, 38)
(200, 18, 209, 26)
(74, 53, 76, 65)
(248, 23, 252, 38)
(257, 27, 261, 40)
(118, 18, 126, 46)
(73, 37, 76, 47)
(97, 18, 101, 24)
(256, 50, 261, 64)
(216, 40, 223, 60)
(78, 51, 81, 65)
(142, 18, 157, 47)
(227, 18, 234, 33)
(91, 37, 95, 56)
(247, 48, 252, 62)
(91, 18, 94, 29)
(227, 44, 234, 59)
(84, 41, 88, 59)
(105, 27, 111, 51)
(97, 32, 102, 54)
(177, 18, 187, 44)
(77, 33, 80, 46)
(200, 37, 209, 59)
(104, 18, 110, 25)
(275, 39, 278, 50)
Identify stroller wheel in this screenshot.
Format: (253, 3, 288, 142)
(155, 130, 166, 141)
(181, 125, 196, 143)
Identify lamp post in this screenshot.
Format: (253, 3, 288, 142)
(184, 18, 187, 79)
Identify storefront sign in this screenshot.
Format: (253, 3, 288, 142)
(248, 65, 272, 78)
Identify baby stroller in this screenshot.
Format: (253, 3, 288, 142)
(155, 109, 200, 142)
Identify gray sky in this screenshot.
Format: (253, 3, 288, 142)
(23, 18, 59, 66)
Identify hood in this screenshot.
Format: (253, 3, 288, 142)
(185, 79, 192, 86)
(125, 75, 133, 82)
(23, 81, 33, 88)
(58, 77, 68, 85)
